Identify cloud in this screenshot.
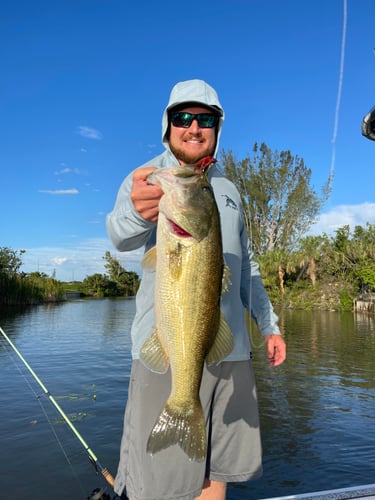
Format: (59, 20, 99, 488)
(54, 167, 86, 176)
(77, 126, 103, 140)
(21, 238, 144, 282)
(52, 257, 68, 265)
(38, 189, 79, 195)
(55, 167, 72, 175)
(309, 202, 375, 235)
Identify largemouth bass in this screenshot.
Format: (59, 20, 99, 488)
(140, 157, 233, 462)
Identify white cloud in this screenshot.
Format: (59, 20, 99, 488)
(54, 167, 85, 176)
(55, 167, 72, 175)
(52, 257, 68, 265)
(21, 238, 144, 282)
(38, 189, 79, 195)
(309, 202, 375, 235)
(77, 126, 103, 140)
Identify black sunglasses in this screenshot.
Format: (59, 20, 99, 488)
(170, 112, 219, 129)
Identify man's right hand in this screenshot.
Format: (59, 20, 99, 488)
(130, 167, 163, 222)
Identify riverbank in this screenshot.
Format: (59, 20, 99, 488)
(268, 278, 356, 312)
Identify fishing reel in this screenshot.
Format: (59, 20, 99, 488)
(87, 487, 128, 500)
(87, 488, 111, 500)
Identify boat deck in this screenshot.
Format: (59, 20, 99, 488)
(259, 483, 375, 500)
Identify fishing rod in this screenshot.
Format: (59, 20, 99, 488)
(0, 326, 115, 490)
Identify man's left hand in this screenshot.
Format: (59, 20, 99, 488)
(263, 334, 286, 367)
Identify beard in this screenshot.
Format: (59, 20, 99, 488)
(169, 142, 215, 165)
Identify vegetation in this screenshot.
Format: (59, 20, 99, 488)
(80, 252, 139, 298)
(1, 143, 374, 311)
(257, 225, 375, 311)
(0, 247, 140, 305)
(219, 143, 374, 311)
(221, 143, 332, 254)
(0, 247, 65, 305)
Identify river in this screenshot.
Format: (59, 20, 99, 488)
(0, 299, 374, 499)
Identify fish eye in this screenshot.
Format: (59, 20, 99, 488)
(202, 185, 214, 199)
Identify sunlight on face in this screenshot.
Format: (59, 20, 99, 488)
(169, 106, 217, 165)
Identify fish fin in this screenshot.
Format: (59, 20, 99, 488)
(147, 400, 207, 462)
(221, 264, 232, 294)
(141, 246, 157, 272)
(140, 328, 169, 373)
(205, 313, 234, 365)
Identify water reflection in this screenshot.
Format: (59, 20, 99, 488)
(242, 310, 375, 498)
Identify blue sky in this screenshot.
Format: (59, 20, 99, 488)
(1, 0, 374, 281)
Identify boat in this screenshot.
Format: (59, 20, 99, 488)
(259, 483, 375, 499)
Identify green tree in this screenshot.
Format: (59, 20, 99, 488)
(102, 251, 139, 296)
(319, 224, 375, 297)
(257, 249, 291, 295)
(82, 273, 114, 297)
(0, 247, 25, 275)
(296, 235, 329, 287)
(103, 251, 125, 281)
(116, 270, 139, 296)
(221, 143, 332, 254)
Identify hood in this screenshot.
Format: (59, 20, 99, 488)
(162, 79, 225, 157)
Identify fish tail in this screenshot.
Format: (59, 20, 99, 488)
(147, 400, 207, 462)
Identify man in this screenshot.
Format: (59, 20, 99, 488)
(106, 79, 286, 500)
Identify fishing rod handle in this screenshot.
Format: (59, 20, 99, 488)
(102, 468, 115, 487)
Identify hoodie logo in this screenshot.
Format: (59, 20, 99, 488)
(221, 195, 238, 210)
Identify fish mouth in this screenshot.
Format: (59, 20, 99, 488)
(168, 219, 192, 238)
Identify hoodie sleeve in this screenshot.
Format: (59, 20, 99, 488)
(249, 272, 281, 335)
(240, 218, 281, 336)
(106, 171, 156, 251)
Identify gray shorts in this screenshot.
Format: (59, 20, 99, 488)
(114, 359, 262, 500)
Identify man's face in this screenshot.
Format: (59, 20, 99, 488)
(168, 106, 217, 165)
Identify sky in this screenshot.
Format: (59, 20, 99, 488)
(1, 0, 374, 282)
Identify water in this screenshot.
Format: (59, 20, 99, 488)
(245, 310, 375, 498)
(0, 301, 374, 499)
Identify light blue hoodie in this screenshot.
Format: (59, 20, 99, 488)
(106, 79, 280, 361)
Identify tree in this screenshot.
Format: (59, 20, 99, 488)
(296, 235, 329, 287)
(257, 249, 291, 295)
(0, 247, 25, 275)
(82, 273, 115, 297)
(102, 251, 140, 296)
(103, 251, 125, 281)
(221, 143, 332, 254)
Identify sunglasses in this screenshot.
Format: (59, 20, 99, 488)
(170, 112, 219, 129)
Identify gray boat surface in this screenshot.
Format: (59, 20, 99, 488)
(259, 483, 375, 500)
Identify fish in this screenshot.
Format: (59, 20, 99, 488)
(140, 156, 233, 462)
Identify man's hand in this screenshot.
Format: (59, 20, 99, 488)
(264, 334, 286, 367)
(131, 167, 163, 222)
